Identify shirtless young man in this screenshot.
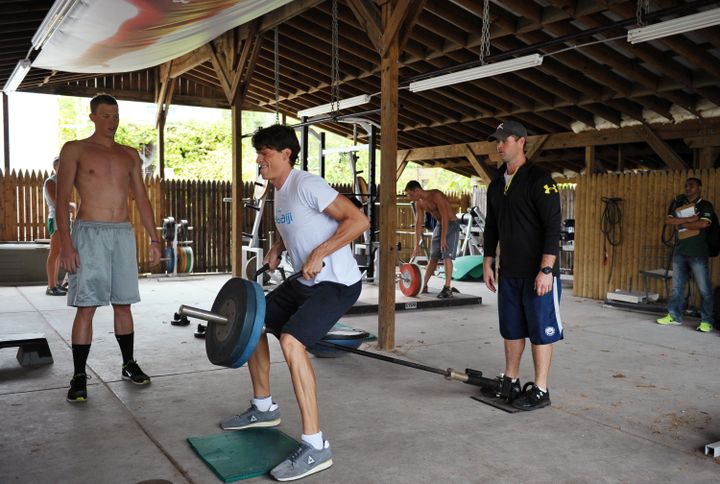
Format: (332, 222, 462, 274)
(56, 94, 161, 403)
(405, 180, 460, 298)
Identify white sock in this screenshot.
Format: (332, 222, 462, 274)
(252, 396, 273, 412)
(301, 431, 324, 450)
(536, 386, 547, 393)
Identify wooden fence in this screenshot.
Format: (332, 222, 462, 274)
(0, 171, 471, 274)
(574, 169, 720, 302)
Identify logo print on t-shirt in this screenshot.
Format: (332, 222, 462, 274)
(275, 209, 293, 224)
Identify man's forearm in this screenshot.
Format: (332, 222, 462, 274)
(137, 198, 159, 241)
(540, 254, 556, 269)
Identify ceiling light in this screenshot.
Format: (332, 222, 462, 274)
(31, 0, 81, 50)
(627, 7, 720, 44)
(297, 94, 372, 118)
(2, 60, 32, 93)
(408, 54, 543, 93)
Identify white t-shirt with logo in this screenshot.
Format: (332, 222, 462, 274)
(274, 169, 362, 287)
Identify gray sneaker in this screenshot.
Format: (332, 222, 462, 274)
(220, 403, 281, 430)
(270, 441, 333, 481)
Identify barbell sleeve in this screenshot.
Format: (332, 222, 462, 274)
(177, 305, 229, 325)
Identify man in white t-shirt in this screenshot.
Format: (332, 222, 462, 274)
(220, 124, 369, 481)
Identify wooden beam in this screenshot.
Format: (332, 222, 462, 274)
(462, 144, 497, 181)
(2, 92, 8, 173)
(230, 20, 261, 104)
(231, 92, 244, 277)
(684, 135, 720, 149)
(347, 0, 383, 53)
(237, 32, 264, 105)
(397, 0, 426, 53)
(206, 42, 233, 103)
(396, 150, 410, 180)
(698, 147, 720, 169)
(378, 1, 399, 351)
(396, 119, 720, 163)
(155, 62, 175, 129)
(585, 146, 595, 174)
(639, 123, 686, 171)
(526, 134, 549, 161)
(236, 0, 324, 38)
(382, 0, 412, 55)
(169, 46, 210, 78)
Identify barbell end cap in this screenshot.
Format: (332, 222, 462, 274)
(446, 369, 469, 383)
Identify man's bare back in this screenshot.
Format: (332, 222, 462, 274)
(65, 139, 139, 222)
(415, 189, 455, 222)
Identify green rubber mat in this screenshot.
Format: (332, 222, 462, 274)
(452, 255, 483, 280)
(333, 321, 377, 341)
(187, 428, 299, 482)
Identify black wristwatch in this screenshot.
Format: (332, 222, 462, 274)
(541, 266, 553, 275)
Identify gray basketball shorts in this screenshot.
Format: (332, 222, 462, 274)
(430, 220, 460, 260)
(67, 220, 140, 307)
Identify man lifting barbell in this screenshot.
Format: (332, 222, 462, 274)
(220, 124, 369, 481)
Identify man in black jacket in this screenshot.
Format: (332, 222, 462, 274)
(482, 121, 563, 411)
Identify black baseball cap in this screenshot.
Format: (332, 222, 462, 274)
(488, 121, 527, 141)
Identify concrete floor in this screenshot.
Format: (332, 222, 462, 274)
(1, 274, 719, 483)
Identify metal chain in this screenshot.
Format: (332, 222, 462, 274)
(274, 26, 280, 123)
(479, 0, 491, 65)
(331, 0, 341, 116)
(636, 0, 650, 27)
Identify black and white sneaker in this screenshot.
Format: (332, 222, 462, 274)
(511, 383, 551, 411)
(437, 286, 453, 299)
(121, 360, 151, 385)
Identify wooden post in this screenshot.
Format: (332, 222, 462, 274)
(2, 93, 9, 173)
(377, 1, 400, 350)
(158, 116, 166, 179)
(585, 146, 595, 174)
(231, 95, 244, 277)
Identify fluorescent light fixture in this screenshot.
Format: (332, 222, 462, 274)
(627, 7, 720, 44)
(31, 0, 81, 50)
(409, 54, 543, 93)
(2, 60, 32, 93)
(297, 94, 372, 118)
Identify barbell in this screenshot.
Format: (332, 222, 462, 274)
(175, 267, 502, 392)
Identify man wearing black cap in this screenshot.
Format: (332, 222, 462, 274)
(482, 121, 563, 411)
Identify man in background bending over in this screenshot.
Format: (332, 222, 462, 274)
(405, 180, 460, 298)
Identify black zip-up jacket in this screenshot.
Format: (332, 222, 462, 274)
(483, 161, 562, 278)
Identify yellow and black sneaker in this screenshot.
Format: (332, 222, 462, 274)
(121, 360, 151, 385)
(67, 373, 89, 403)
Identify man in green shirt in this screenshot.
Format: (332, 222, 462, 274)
(657, 177, 715, 332)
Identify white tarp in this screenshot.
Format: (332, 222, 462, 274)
(33, 0, 292, 73)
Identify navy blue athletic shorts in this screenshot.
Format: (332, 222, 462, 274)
(497, 276, 563, 345)
(264, 279, 362, 347)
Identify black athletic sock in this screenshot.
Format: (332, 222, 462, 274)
(115, 332, 134, 365)
(72, 344, 91, 376)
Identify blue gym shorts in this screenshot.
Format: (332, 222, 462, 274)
(264, 279, 362, 348)
(497, 276, 563, 345)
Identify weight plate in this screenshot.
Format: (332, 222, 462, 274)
(164, 247, 174, 273)
(399, 262, 422, 297)
(205, 278, 267, 369)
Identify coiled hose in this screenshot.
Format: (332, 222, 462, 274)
(600, 197, 623, 284)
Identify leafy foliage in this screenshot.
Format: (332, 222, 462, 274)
(56, 96, 473, 192)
